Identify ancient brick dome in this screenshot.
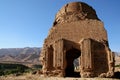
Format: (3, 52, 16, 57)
(54, 2, 99, 25)
(41, 2, 115, 78)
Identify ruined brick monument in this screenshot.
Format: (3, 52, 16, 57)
(40, 2, 115, 78)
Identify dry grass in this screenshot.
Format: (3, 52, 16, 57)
(0, 74, 120, 80)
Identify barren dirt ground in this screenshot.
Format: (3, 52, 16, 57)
(0, 74, 119, 80)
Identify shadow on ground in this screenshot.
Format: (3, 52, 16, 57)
(113, 71, 120, 79)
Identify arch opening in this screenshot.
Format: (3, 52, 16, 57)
(65, 48, 81, 77)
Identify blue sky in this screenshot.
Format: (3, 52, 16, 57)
(0, 0, 120, 52)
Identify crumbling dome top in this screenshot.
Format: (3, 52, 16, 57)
(54, 2, 100, 25)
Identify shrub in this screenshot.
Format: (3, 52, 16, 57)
(115, 64, 120, 67)
(0, 63, 30, 76)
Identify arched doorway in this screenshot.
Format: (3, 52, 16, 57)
(65, 48, 81, 77)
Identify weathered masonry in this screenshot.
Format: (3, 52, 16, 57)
(40, 2, 115, 78)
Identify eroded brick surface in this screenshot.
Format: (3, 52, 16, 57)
(40, 2, 115, 78)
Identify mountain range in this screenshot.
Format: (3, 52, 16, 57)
(0, 47, 41, 65)
(0, 47, 120, 67)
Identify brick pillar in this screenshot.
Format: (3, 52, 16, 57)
(80, 39, 94, 77)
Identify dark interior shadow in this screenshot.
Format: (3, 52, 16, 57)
(113, 71, 120, 79)
(65, 48, 81, 77)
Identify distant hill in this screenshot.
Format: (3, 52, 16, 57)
(0, 47, 120, 68)
(114, 52, 120, 65)
(0, 47, 41, 65)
